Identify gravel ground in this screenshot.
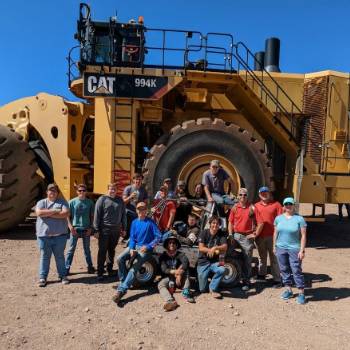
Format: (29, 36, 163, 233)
(0, 204, 349, 350)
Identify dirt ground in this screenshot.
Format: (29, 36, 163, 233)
(0, 204, 350, 350)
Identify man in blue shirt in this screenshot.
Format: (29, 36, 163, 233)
(113, 201, 161, 304)
(65, 183, 95, 274)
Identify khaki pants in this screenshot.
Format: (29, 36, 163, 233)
(255, 236, 280, 282)
(234, 233, 255, 282)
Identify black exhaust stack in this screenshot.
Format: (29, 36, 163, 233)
(264, 37, 280, 72)
(254, 51, 265, 71)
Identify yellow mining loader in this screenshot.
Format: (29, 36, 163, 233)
(0, 3, 349, 231)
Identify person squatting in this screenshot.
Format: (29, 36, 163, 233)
(35, 161, 308, 311)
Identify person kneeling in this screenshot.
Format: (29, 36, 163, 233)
(197, 216, 228, 299)
(113, 202, 161, 304)
(159, 235, 195, 311)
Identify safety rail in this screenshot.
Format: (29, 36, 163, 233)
(67, 25, 322, 157)
(233, 42, 323, 156)
(233, 42, 300, 141)
(67, 28, 236, 86)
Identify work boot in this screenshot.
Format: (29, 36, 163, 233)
(209, 290, 222, 299)
(112, 291, 125, 304)
(163, 300, 178, 311)
(87, 266, 96, 274)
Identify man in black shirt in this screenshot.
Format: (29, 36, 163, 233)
(174, 214, 200, 246)
(197, 216, 227, 298)
(93, 183, 127, 281)
(158, 235, 195, 311)
(174, 180, 192, 222)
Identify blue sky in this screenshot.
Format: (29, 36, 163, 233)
(0, 0, 349, 106)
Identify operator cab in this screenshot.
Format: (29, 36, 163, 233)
(75, 3, 145, 68)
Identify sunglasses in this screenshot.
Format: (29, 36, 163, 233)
(77, 189, 87, 192)
(239, 193, 247, 197)
(284, 203, 293, 206)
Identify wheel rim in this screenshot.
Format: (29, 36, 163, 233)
(222, 262, 239, 285)
(136, 262, 154, 283)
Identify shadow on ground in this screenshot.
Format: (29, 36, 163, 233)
(306, 287, 350, 302)
(0, 222, 36, 240)
(307, 216, 350, 249)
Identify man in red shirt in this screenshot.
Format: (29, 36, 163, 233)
(152, 186, 177, 236)
(254, 186, 283, 286)
(228, 188, 262, 291)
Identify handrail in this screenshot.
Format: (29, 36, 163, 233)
(67, 24, 324, 158)
(233, 41, 322, 156)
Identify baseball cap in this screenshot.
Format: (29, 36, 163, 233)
(177, 180, 186, 187)
(210, 160, 220, 167)
(136, 202, 147, 210)
(238, 187, 248, 195)
(283, 197, 295, 205)
(259, 186, 270, 193)
(47, 183, 59, 192)
(163, 178, 172, 183)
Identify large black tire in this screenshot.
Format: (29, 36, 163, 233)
(143, 118, 273, 201)
(133, 256, 158, 287)
(0, 126, 40, 232)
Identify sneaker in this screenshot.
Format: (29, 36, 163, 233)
(296, 293, 306, 305)
(38, 278, 47, 287)
(182, 289, 195, 303)
(209, 290, 222, 299)
(281, 289, 293, 300)
(163, 300, 178, 311)
(61, 277, 70, 285)
(87, 266, 96, 274)
(112, 291, 125, 304)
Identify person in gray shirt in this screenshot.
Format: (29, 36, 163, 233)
(93, 183, 127, 281)
(122, 173, 148, 239)
(202, 160, 235, 215)
(35, 183, 70, 287)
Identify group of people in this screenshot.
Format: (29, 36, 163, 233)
(35, 159, 308, 311)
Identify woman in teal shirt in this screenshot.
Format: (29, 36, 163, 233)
(273, 197, 307, 304)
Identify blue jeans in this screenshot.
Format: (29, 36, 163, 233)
(65, 229, 93, 271)
(197, 262, 226, 293)
(37, 235, 67, 279)
(212, 193, 235, 205)
(117, 247, 152, 293)
(276, 247, 304, 289)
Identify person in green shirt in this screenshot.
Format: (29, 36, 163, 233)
(65, 184, 95, 274)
